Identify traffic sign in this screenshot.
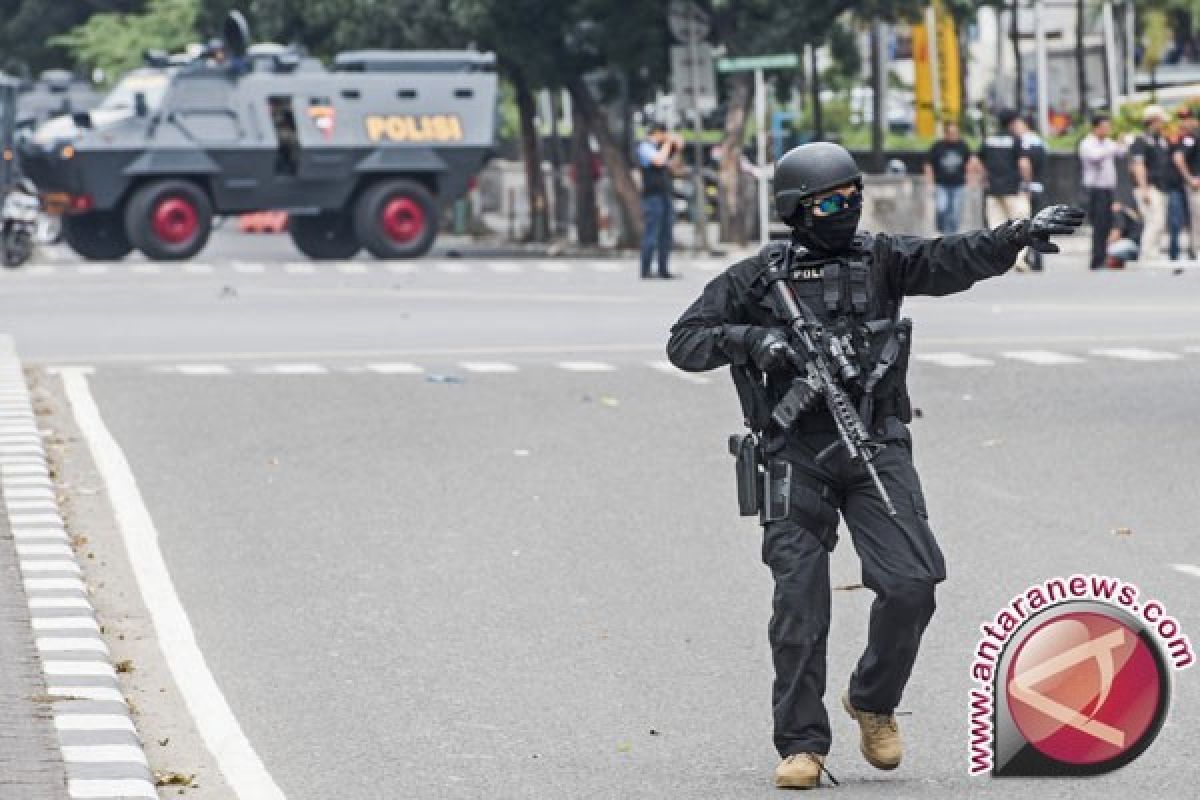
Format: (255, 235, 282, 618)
(670, 44, 717, 113)
(668, 0, 710, 42)
(716, 53, 800, 73)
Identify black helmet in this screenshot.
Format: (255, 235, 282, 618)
(773, 142, 862, 222)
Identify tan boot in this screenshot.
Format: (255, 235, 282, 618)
(842, 692, 902, 770)
(774, 752, 825, 790)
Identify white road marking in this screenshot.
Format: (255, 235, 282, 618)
(25, 265, 57, 275)
(1090, 347, 1183, 362)
(587, 261, 624, 273)
(1172, 564, 1200, 579)
(21, 560, 82, 573)
(336, 261, 369, 274)
(130, 263, 161, 274)
(696, 261, 724, 272)
(183, 262, 214, 274)
(914, 352, 995, 368)
(5, 486, 54, 498)
(37, 637, 109, 654)
(33, 617, 101, 632)
(11, 528, 68, 542)
(43, 661, 116, 678)
(1002, 350, 1085, 365)
(254, 363, 328, 375)
(172, 364, 232, 375)
(385, 262, 418, 274)
(68, 779, 158, 799)
(487, 262, 524, 274)
(232, 260, 266, 274)
(436, 262, 472, 274)
(535, 260, 571, 273)
(61, 745, 147, 765)
(29, 597, 91, 610)
(24, 577, 86, 592)
(77, 264, 110, 276)
(55, 714, 135, 732)
(365, 363, 424, 374)
(556, 361, 617, 372)
(283, 262, 316, 274)
(60, 368, 287, 800)
(459, 361, 519, 373)
(45, 686, 124, 703)
(646, 360, 711, 385)
(16, 544, 73, 557)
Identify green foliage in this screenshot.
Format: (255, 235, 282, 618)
(50, 0, 200, 85)
(0, 0, 143, 75)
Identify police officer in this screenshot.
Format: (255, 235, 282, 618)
(666, 142, 1082, 789)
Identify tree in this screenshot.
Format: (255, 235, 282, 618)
(50, 0, 199, 84)
(0, 0, 143, 75)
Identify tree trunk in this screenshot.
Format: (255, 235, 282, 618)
(1011, 0, 1023, 112)
(869, 20, 885, 173)
(718, 71, 751, 245)
(1075, 0, 1087, 118)
(512, 67, 548, 242)
(566, 74, 643, 247)
(572, 105, 598, 247)
(809, 43, 824, 139)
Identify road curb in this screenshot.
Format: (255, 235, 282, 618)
(0, 335, 157, 800)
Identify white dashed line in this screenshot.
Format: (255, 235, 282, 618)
(55, 715, 136, 733)
(556, 361, 617, 372)
(487, 262, 524, 273)
(647, 360, 711, 384)
(1002, 350, 1085, 365)
(61, 745, 147, 765)
(1090, 347, 1182, 361)
(284, 261, 316, 274)
(436, 262, 471, 274)
(28, 597, 92, 610)
(336, 261, 369, 274)
(77, 264, 110, 276)
(130, 263, 161, 274)
(254, 363, 328, 375)
(587, 261, 624, 273)
(44, 686, 124, 703)
(696, 261, 724, 272)
(68, 779, 158, 799)
(37, 637, 110, 654)
(183, 262, 214, 274)
(535, 260, 571, 273)
(43, 661, 116, 678)
(459, 361, 519, 373)
(232, 260, 266, 274)
(385, 262, 418, 274)
(33, 617, 102, 632)
(1172, 564, 1200, 579)
(365, 363, 425, 374)
(172, 364, 232, 375)
(24, 264, 57, 275)
(914, 352, 995, 368)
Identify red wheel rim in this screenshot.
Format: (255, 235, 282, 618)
(380, 196, 425, 244)
(152, 196, 198, 245)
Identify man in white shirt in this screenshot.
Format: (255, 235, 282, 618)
(1078, 114, 1123, 269)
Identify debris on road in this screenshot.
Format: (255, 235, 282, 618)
(1113, 526, 1133, 536)
(426, 373, 464, 384)
(153, 771, 196, 788)
(981, 438, 1003, 447)
(833, 583, 865, 591)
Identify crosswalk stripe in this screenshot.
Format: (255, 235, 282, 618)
(130, 263, 161, 274)
(183, 262, 213, 274)
(647, 360, 711, 384)
(232, 261, 266, 274)
(436, 262, 471, 274)
(915, 352, 994, 367)
(535, 260, 571, 273)
(284, 262, 316, 274)
(385, 262, 418, 274)
(365, 363, 424, 374)
(487, 262, 524, 273)
(1172, 564, 1200, 579)
(1089, 347, 1181, 362)
(1001, 350, 1085, 365)
(77, 264, 109, 275)
(587, 260, 624, 273)
(336, 262, 369, 274)
(556, 361, 616, 372)
(172, 365, 231, 375)
(459, 361, 519, 373)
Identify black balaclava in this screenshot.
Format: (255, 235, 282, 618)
(792, 204, 862, 254)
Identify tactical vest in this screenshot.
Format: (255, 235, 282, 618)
(738, 238, 914, 437)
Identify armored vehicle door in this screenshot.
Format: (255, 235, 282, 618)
(0, 77, 18, 189)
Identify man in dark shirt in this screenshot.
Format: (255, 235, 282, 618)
(1129, 105, 1169, 260)
(923, 122, 977, 234)
(980, 111, 1034, 268)
(637, 123, 683, 279)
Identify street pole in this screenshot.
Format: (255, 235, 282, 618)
(686, 19, 710, 253)
(756, 66, 769, 246)
(1102, 2, 1121, 111)
(1124, 2, 1136, 97)
(925, 5, 942, 123)
(1034, 1, 1049, 134)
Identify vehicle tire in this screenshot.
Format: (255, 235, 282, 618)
(354, 179, 438, 259)
(288, 212, 361, 260)
(63, 211, 134, 261)
(3, 228, 33, 268)
(124, 180, 213, 261)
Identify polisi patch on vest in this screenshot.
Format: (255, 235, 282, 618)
(365, 114, 464, 143)
(791, 266, 824, 281)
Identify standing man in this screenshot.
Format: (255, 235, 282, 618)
(1013, 115, 1048, 270)
(980, 111, 1034, 270)
(923, 121, 976, 234)
(666, 142, 1083, 789)
(1179, 108, 1200, 258)
(637, 123, 683, 279)
(1130, 105, 1170, 261)
(1168, 110, 1199, 260)
(1078, 114, 1123, 269)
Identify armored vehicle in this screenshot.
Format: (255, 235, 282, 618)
(20, 14, 497, 261)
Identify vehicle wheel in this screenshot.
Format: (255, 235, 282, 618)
(63, 211, 134, 261)
(354, 179, 438, 259)
(289, 212, 361, 259)
(125, 180, 213, 261)
(3, 228, 33, 268)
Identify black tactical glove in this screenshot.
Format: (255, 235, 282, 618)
(997, 204, 1086, 254)
(721, 325, 792, 371)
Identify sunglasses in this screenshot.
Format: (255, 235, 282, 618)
(808, 191, 863, 215)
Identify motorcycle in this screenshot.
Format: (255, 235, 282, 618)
(2, 179, 39, 268)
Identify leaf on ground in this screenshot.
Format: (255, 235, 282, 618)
(833, 583, 865, 591)
(599, 395, 620, 407)
(154, 771, 195, 787)
(114, 659, 134, 674)
(1112, 527, 1133, 536)
(616, 741, 632, 752)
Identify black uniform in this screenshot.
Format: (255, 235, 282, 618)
(666, 227, 1023, 758)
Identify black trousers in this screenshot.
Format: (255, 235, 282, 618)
(1087, 188, 1114, 269)
(761, 418, 945, 758)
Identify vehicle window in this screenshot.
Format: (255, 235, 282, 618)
(100, 72, 170, 113)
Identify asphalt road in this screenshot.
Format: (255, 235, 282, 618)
(9, 229, 1200, 798)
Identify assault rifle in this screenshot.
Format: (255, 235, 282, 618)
(763, 252, 898, 517)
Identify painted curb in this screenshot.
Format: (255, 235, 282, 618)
(0, 335, 157, 800)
